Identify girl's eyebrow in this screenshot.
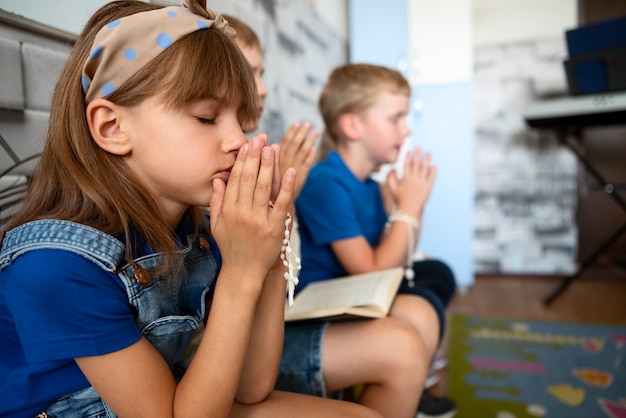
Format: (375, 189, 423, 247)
(188, 97, 226, 110)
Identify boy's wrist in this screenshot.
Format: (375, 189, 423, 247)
(387, 209, 420, 230)
(392, 205, 422, 221)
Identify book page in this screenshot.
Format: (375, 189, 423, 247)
(285, 267, 403, 320)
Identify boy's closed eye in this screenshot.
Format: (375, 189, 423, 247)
(391, 112, 407, 122)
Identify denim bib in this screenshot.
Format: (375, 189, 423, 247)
(0, 219, 217, 418)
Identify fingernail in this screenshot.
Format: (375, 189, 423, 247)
(252, 138, 261, 149)
(263, 147, 272, 159)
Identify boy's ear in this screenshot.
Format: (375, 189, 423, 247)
(338, 113, 361, 141)
(86, 99, 132, 155)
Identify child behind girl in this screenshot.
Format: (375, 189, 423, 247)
(223, 13, 318, 198)
(0, 1, 379, 417)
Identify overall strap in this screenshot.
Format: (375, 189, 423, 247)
(0, 219, 125, 272)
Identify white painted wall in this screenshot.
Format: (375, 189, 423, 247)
(473, 0, 577, 46)
(407, 0, 475, 288)
(0, 0, 106, 34)
(408, 0, 473, 86)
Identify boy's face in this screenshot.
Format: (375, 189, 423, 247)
(237, 42, 267, 132)
(358, 91, 410, 165)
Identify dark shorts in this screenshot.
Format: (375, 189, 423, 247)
(399, 258, 457, 344)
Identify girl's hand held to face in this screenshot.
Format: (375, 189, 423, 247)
(210, 135, 296, 284)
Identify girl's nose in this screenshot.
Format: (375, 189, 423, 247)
(225, 119, 249, 150)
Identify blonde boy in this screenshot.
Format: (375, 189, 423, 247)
(279, 63, 457, 418)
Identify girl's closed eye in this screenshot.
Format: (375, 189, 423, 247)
(188, 98, 224, 126)
(197, 117, 216, 125)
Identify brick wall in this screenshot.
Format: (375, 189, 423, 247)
(473, 40, 579, 274)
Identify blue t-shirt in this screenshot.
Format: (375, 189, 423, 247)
(295, 151, 388, 290)
(0, 218, 221, 418)
(0, 249, 140, 417)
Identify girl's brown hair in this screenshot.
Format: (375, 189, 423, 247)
(4, 0, 258, 273)
(317, 63, 410, 161)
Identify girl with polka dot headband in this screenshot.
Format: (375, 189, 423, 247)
(0, 0, 380, 417)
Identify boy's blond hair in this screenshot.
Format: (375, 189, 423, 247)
(318, 63, 410, 160)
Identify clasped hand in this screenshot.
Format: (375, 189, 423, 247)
(210, 133, 296, 277)
(386, 147, 436, 218)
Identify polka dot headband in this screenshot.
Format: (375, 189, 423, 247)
(82, 0, 234, 104)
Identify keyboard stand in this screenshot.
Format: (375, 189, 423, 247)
(524, 91, 626, 305)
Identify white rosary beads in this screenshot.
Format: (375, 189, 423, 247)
(385, 208, 420, 287)
(281, 212, 301, 305)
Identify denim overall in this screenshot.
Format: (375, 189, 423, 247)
(0, 219, 217, 418)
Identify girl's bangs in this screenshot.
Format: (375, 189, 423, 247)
(158, 30, 258, 124)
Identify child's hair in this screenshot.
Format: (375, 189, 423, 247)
(223, 14, 261, 51)
(4, 0, 257, 273)
(317, 63, 410, 160)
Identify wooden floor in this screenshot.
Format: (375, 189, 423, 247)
(431, 273, 626, 397)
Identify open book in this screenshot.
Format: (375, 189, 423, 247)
(284, 267, 404, 322)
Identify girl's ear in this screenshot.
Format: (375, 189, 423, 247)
(86, 98, 132, 155)
(338, 113, 361, 142)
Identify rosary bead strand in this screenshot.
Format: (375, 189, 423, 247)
(280, 212, 301, 305)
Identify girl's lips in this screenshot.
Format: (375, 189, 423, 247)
(214, 169, 231, 182)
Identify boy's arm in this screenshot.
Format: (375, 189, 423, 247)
(331, 231, 409, 274)
(332, 149, 435, 275)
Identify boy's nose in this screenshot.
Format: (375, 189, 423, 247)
(257, 77, 268, 99)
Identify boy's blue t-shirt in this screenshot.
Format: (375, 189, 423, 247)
(295, 151, 388, 290)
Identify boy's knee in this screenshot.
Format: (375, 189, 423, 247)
(381, 321, 429, 374)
